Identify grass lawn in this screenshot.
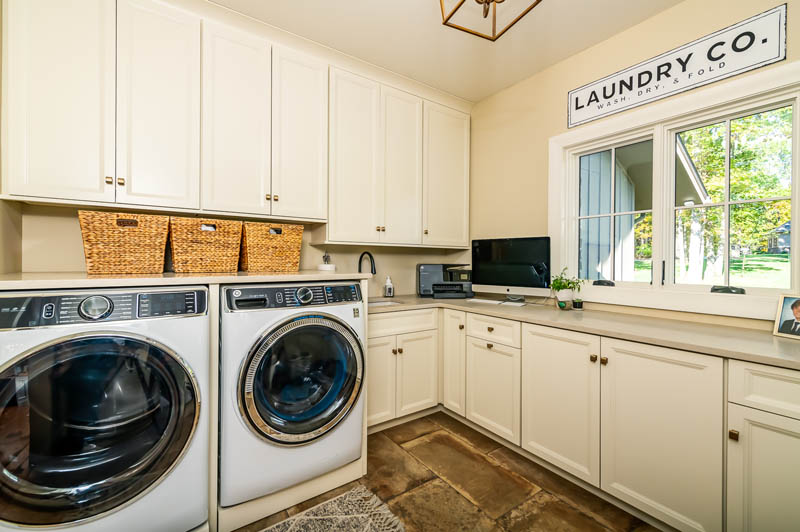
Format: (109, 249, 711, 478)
(729, 253, 791, 289)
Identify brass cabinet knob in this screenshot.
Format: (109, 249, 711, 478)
(265, 194, 272, 201)
(376, 226, 381, 232)
(105, 176, 114, 185)
(117, 177, 126, 186)
(398, 348, 404, 354)
(458, 324, 464, 330)
(273, 195, 279, 201)
(391, 349, 398, 355)
(487, 343, 493, 349)
(600, 356, 608, 365)
(380, 226, 386, 232)
(487, 326, 494, 332)
(423, 229, 429, 235)
(590, 354, 598, 363)
(729, 429, 740, 441)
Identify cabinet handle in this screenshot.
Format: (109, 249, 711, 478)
(105, 176, 114, 185)
(600, 356, 608, 365)
(376, 226, 381, 232)
(487, 343, 493, 349)
(117, 177, 126, 186)
(273, 195, 279, 201)
(397, 348, 404, 354)
(381, 226, 386, 232)
(729, 429, 740, 442)
(458, 324, 464, 330)
(424, 229, 429, 235)
(265, 194, 272, 201)
(391, 349, 397, 355)
(590, 354, 598, 363)
(487, 326, 494, 332)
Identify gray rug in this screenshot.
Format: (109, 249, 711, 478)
(263, 485, 405, 532)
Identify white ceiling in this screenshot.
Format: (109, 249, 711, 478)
(210, 0, 684, 102)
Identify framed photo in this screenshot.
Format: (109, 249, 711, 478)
(774, 295, 800, 340)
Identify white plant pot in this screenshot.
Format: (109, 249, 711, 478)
(555, 289, 574, 302)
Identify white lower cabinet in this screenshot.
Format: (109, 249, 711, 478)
(727, 403, 800, 532)
(521, 324, 600, 486)
(441, 310, 466, 416)
(366, 329, 438, 426)
(465, 336, 520, 445)
(600, 338, 723, 532)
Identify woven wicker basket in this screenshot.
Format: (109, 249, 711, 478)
(169, 217, 242, 273)
(240, 222, 303, 272)
(78, 211, 169, 274)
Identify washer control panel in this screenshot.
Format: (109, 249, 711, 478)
(227, 283, 361, 311)
(0, 288, 207, 330)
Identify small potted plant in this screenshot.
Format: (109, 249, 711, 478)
(551, 268, 583, 310)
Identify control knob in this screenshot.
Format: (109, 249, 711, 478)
(296, 287, 314, 305)
(78, 295, 113, 321)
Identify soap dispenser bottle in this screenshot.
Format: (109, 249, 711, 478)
(383, 275, 394, 298)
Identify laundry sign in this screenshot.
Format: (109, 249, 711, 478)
(567, 4, 787, 128)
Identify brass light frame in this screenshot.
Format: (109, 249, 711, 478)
(440, 0, 543, 42)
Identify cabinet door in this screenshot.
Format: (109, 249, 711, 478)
(600, 338, 722, 532)
(396, 330, 439, 417)
(201, 22, 270, 215)
(271, 47, 328, 220)
(117, 0, 200, 209)
(442, 310, 466, 416)
(422, 101, 469, 247)
(466, 337, 520, 445)
(727, 403, 800, 532)
(381, 86, 423, 245)
(328, 68, 381, 242)
(521, 324, 600, 486)
(366, 336, 396, 426)
(2, 0, 115, 202)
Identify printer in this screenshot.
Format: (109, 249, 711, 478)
(417, 264, 474, 299)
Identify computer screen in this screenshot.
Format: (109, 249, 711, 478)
(471, 237, 550, 289)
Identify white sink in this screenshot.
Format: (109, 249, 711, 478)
(368, 301, 403, 308)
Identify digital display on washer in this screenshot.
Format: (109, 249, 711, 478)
(139, 292, 197, 317)
(325, 284, 360, 303)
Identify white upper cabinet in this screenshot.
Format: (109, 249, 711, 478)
(201, 22, 270, 215)
(329, 68, 381, 242)
(381, 86, 423, 245)
(600, 338, 723, 532)
(2, 0, 115, 202)
(271, 47, 328, 220)
(521, 324, 600, 487)
(423, 101, 469, 247)
(117, 0, 200, 209)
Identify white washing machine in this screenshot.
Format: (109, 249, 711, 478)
(0, 287, 209, 532)
(219, 282, 365, 507)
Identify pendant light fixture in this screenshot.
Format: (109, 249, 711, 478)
(440, 0, 542, 42)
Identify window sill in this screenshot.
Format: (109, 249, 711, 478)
(578, 284, 778, 321)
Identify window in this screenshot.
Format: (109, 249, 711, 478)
(674, 106, 792, 289)
(578, 140, 653, 283)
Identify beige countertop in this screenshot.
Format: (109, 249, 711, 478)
(368, 295, 800, 372)
(0, 270, 372, 290)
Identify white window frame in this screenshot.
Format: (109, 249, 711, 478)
(549, 61, 800, 320)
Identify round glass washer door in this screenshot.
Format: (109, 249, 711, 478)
(239, 314, 364, 445)
(0, 334, 199, 527)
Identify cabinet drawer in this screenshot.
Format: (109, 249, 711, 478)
(466, 313, 520, 348)
(368, 309, 438, 338)
(729, 360, 800, 420)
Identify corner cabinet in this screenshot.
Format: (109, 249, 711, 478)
(271, 47, 328, 220)
(116, 0, 201, 209)
(441, 310, 466, 416)
(2, 0, 116, 202)
(600, 338, 723, 532)
(422, 102, 470, 247)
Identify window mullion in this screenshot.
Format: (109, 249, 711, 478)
(724, 118, 731, 286)
(610, 147, 616, 281)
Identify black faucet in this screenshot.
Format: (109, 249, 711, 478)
(358, 251, 376, 275)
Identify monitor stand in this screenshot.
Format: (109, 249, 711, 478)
(504, 294, 526, 304)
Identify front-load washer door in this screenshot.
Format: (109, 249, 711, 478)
(0, 333, 199, 527)
(239, 314, 364, 445)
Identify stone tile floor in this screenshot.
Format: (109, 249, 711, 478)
(237, 413, 660, 532)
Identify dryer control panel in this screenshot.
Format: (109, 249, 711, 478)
(0, 288, 207, 330)
(226, 283, 362, 311)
